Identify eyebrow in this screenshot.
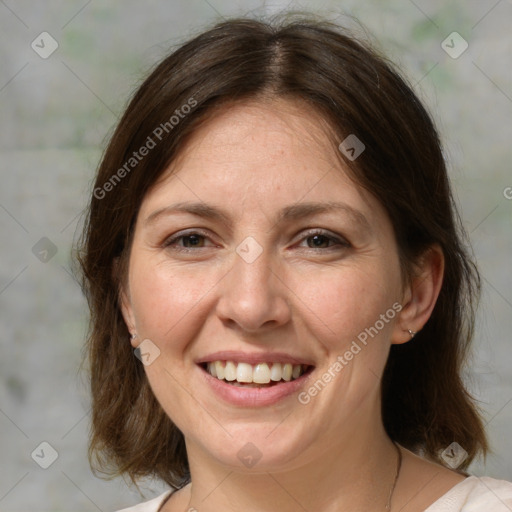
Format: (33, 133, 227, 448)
(144, 200, 371, 232)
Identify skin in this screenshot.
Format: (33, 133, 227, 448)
(120, 99, 465, 511)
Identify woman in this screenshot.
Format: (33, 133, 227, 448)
(76, 15, 512, 511)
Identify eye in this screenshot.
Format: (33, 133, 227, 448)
(162, 229, 349, 252)
(163, 230, 215, 250)
(297, 229, 350, 250)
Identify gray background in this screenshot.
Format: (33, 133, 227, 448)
(0, 1, 511, 510)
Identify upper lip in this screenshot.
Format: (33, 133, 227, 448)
(195, 350, 315, 366)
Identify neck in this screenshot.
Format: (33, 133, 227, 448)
(183, 420, 399, 512)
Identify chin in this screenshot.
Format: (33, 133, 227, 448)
(196, 425, 312, 473)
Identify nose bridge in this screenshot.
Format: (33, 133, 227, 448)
(215, 236, 290, 331)
(231, 237, 276, 302)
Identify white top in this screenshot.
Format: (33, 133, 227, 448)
(116, 476, 512, 512)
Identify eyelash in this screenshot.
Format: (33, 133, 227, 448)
(162, 229, 350, 252)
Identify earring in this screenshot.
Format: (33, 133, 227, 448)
(130, 333, 137, 341)
(408, 329, 417, 339)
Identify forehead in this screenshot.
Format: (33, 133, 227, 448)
(185, 99, 333, 158)
(138, 99, 378, 223)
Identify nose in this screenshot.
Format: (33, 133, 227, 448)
(215, 244, 292, 333)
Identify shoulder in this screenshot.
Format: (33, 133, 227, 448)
(115, 490, 173, 512)
(426, 476, 512, 511)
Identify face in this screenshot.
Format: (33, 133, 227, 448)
(121, 99, 408, 472)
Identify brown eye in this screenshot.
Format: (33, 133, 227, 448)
(180, 234, 205, 248)
(298, 230, 350, 250)
(163, 230, 213, 250)
(306, 234, 332, 248)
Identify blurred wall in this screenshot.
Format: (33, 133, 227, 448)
(1, 1, 511, 510)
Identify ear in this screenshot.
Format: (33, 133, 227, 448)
(391, 244, 445, 344)
(114, 257, 138, 348)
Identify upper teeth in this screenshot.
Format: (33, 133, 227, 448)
(206, 361, 305, 383)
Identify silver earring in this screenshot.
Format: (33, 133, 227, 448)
(408, 329, 417, 339)
(130, 333, 137, 341)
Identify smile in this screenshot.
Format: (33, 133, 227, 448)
(204, 361, 311, 387)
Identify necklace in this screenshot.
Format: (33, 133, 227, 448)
(177, 443, 403, 512)
(385, 442, 402, 511)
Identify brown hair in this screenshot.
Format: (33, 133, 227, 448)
(75, 14, 488, 487)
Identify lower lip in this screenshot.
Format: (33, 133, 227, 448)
(198, 365, 313, 407)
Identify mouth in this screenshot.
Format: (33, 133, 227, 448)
(199, 361, 314, 388)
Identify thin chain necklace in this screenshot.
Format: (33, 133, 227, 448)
(178, 443, 403, 512)
(385, 442, 403, 510)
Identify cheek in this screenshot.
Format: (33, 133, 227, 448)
(293, 262, 400, 352)
(129, 257, 219, 348)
